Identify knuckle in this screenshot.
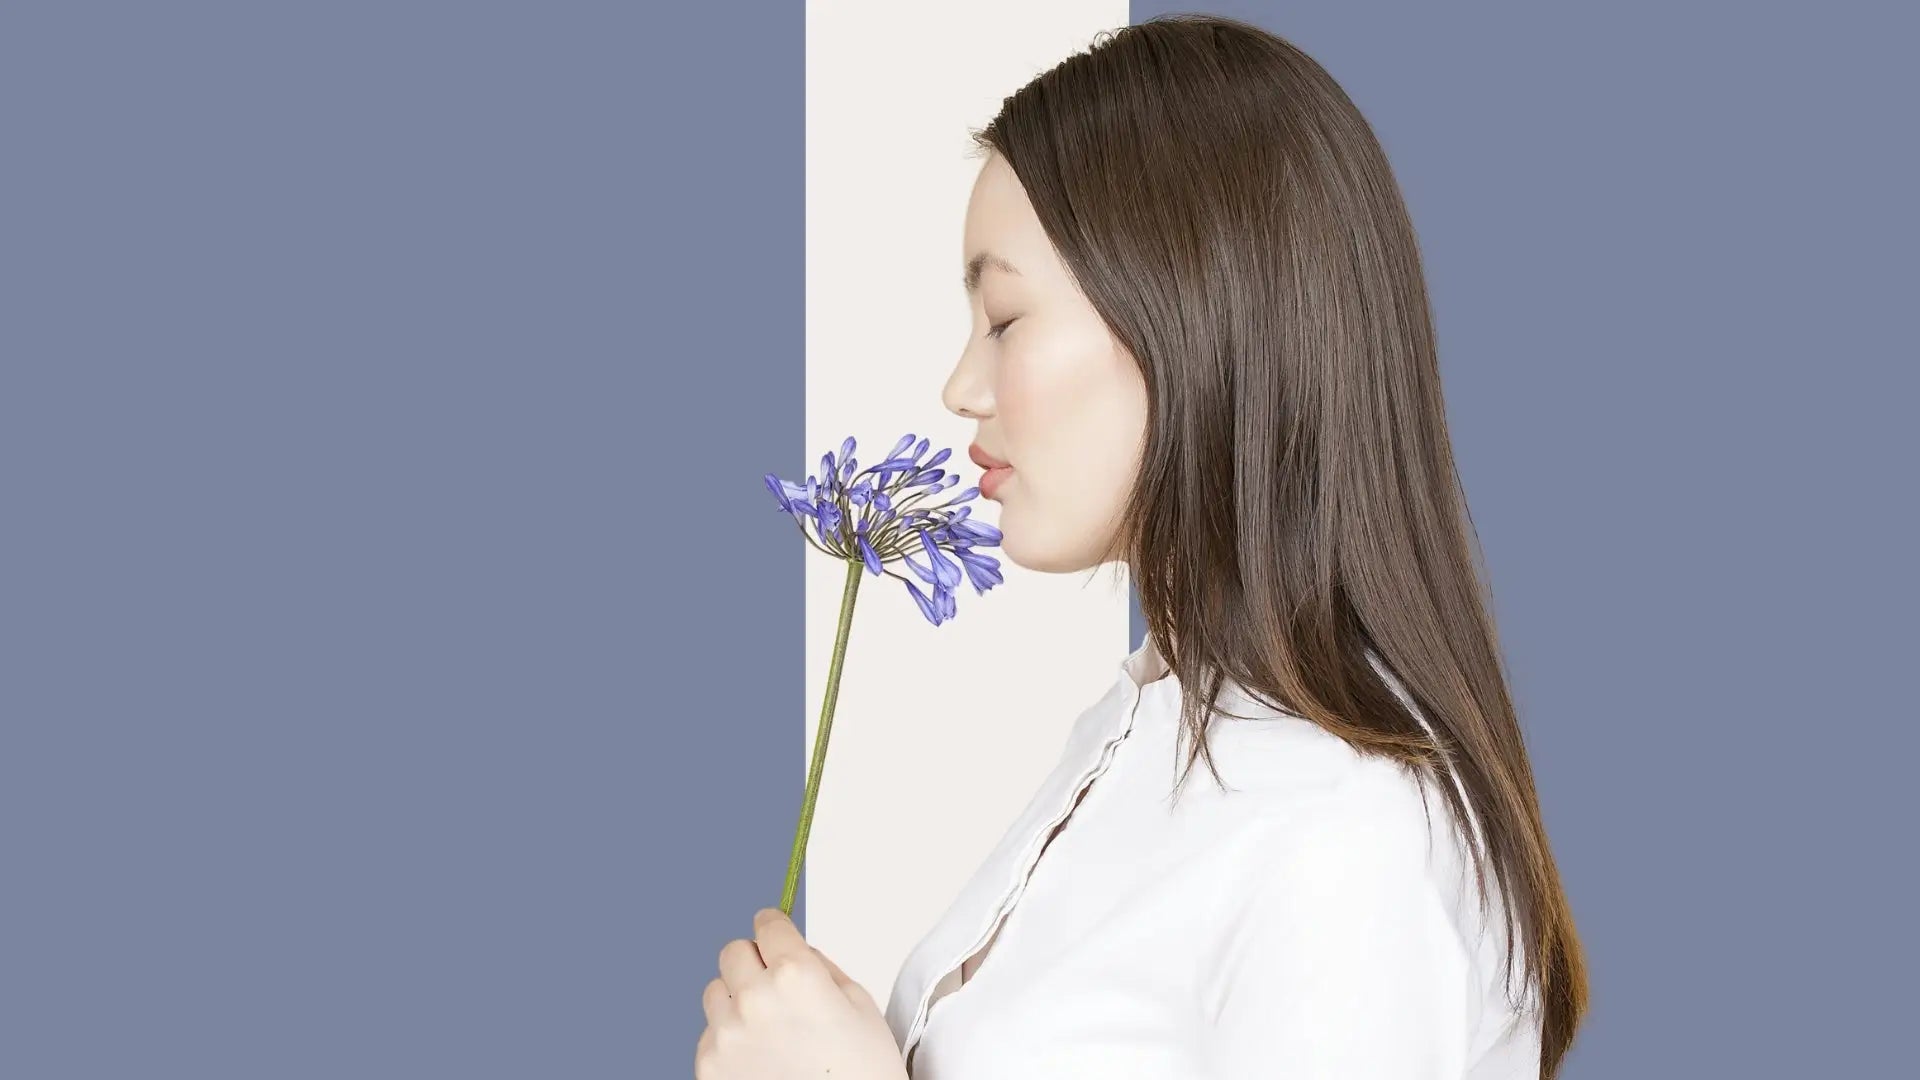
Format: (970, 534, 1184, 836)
(768, 956, 813, 989)
(732, 978, 771, 1018)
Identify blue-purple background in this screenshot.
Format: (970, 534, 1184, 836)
(3, 2, 1914, 1075)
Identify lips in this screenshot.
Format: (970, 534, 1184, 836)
(967, 443, 1010, 470)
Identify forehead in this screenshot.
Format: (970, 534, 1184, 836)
(962, 155, 1050, 286)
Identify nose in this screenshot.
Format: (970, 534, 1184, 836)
(942, 343, 993, 420)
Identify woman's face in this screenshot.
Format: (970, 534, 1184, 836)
(942, 152, 1149, 574)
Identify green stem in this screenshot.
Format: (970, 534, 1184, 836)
(779, 557, 864, 916)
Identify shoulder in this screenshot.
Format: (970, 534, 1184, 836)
(1207, 694, 1484, 915)
(1153, 670, 1484, 895)
(1223, 726, 1536, 1015)
(1249, 755, 1460, 890)
(1190, 683, 1489, 932)
(1200, 751, 1534, 1073)
(1185, 677, 1537, 1015)
(1220, 754, 1484, 977)
(1191, 677, 1440, 824)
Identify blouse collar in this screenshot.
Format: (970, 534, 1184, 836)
(1119, 627, 1171, 690)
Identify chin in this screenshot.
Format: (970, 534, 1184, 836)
(998, 527, 1094, 575)
(997, 527, 1047, 573)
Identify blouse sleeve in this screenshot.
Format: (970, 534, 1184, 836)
(1206, 799, 1477, 1078)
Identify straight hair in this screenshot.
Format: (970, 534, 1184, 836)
(966, 14, 1589, 1076)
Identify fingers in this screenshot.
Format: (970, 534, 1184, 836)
(694, 1023, 718, 1080)
(751, 907, 811, 966)
(701, 976, 736, 1025)
(716, 936, 765, 995)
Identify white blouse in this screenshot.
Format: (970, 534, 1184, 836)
(883, 630, 1543, 1078)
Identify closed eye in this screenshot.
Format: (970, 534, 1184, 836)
(986, 318, 1016, 340)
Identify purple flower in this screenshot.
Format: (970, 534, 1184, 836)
(763, 432, 1004, 626)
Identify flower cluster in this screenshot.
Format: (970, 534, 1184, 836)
(764, 433, 1003, 625)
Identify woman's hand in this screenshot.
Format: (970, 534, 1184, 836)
(695, 907, 908, 1080)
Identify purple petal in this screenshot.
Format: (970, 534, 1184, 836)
(954, 547, 1003, 594)
(919, 530, 963, 589)
(900, 548, 937, 585)
(950, 518, 1002, 545)
(904, 578, 940, 625)
(864, 460, 919, 482)
(815, 502, 842, 540)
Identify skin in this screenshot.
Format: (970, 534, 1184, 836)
(696, 908, 905, 1080)
(943, 152, 1150, 574)
(695, 154, 1156, 1079)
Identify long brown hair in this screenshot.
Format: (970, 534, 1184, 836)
(967, 13, 1587, 1076)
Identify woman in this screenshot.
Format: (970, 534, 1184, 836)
(695, 14, 1588, 1080)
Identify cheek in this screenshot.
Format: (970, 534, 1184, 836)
(992, 368, 1047, 445)
(995, 329, 1145, 536)
(995, 325, 1118, 465)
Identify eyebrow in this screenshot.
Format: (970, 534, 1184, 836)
(962, 251, 1022, 294)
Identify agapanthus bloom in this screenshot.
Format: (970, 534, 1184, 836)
(761, 433, 1006, 916)
(764, 432, 1004, 626)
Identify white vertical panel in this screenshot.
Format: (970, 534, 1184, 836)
(804, 0, 1134, 1004)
